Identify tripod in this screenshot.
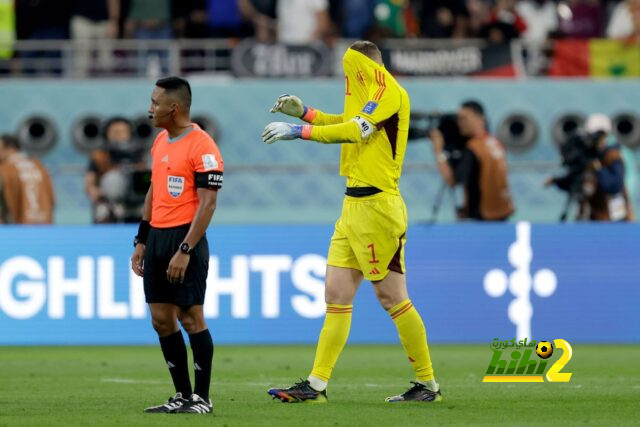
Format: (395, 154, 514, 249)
(427, 181, 457, 224)
(559, 173, 586, 222)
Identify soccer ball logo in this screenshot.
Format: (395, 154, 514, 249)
(536, 341, 553, 359)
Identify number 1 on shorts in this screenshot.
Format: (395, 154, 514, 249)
(367, 243, 380, 264)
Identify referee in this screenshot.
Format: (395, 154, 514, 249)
(130, 77, 223, 414)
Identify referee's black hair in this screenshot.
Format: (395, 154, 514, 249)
(0, 133, 20, 150)
(156, 76, 192, 109)
(461, 100, 485, 118)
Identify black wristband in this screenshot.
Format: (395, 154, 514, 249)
(135, 220, 150, 245)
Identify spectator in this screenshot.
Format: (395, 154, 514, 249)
(327, 0, 344, 40)
(481, 0, 527, 44)
(71, 0, 121, 77)
(125, 0, 172, 76)
(341, 0, 376, 39)
(15, 0, 71, 40)
(547, 114, 634, 221)
(0, 0, 15, 60)
(415, 0, 469, 39)
(15, 0, 72, 74)
(239, 0, 277, 42)
(173, 0, 209, 38)
(370, 0, 416, 39)
(276, 0, 330, 44)
(205, 0, 254, 38)
(517, 0, 559, 75)
(606, 0, 640, 39)
(558, 0, 605, 38)
(516, 0, 559, 43)
(85, 117, 147, 223)
(466, 0, 493, 37)
(0, 134, 55, 224)
(429, 100, 514, 221)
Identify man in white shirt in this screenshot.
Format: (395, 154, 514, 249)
(276, 0, 330, 44)
(516, 0, 558, 43)
(607, 0, 640, 39)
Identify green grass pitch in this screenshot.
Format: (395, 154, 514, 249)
(1, 344, 639, 426)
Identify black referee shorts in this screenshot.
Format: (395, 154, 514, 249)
(143, 223, 209, 306)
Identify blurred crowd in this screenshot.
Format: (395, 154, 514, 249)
(12, 0, 640, 46)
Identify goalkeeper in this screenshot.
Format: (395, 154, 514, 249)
(262, 40, 441, 403)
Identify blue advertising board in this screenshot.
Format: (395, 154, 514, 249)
(0, 223, 638, 344)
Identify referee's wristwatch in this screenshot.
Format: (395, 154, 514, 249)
(179, 242, 193, 255)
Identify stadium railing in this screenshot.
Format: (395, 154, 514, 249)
(0, 38, 531, 78)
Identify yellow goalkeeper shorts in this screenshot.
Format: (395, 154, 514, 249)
(327, 191, 407, 281)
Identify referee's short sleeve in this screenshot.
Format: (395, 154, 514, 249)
(190, 133, 224, 173)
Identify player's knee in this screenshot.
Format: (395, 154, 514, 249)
(375, 292, 395, 310)
(324, 286, 340, 304)
(180, 317, 195, 333)
(325, 286, 353, 305)
(178, 312, 206, 334)
(151, 316, 177, 336)
(373, 285, 398, 310)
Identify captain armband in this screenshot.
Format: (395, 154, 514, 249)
(352, 116, 375, 139)
(195, 171, 223, 190)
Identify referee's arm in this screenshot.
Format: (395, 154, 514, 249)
(166, 174, 219, 284)
(142, 182, 153, 221)
(181, 187, 217, 250)
(131, 183, 153, 277)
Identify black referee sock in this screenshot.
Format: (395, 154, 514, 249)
(159, 330, 193, 397)
(189, 329, 214, 401)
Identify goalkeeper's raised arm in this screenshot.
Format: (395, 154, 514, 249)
(262, 117, 368, 145)
(262, 97, 398, 146)
(262, 63, 403, 146)
(270, 94, 343, 126)
(263, 93, 365, 144)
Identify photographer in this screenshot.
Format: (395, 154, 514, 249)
(546, 114, 633, 222)
(430, 100, 514, 221)
(0, 134, 55, 224)
(84, 117, 148, 223)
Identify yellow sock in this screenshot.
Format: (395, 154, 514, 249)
(309, 304, 353, 382)
(388, 299, 434, 382)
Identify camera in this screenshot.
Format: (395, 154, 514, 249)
(95, 167, 150, 223)
(558, 130, 601, 175)
(552, 129, 605, 221)
(409, 111, 469, 168)
(408, 111, 443, 141)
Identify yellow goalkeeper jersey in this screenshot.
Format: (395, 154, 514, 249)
(306, 48, 410, 195)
